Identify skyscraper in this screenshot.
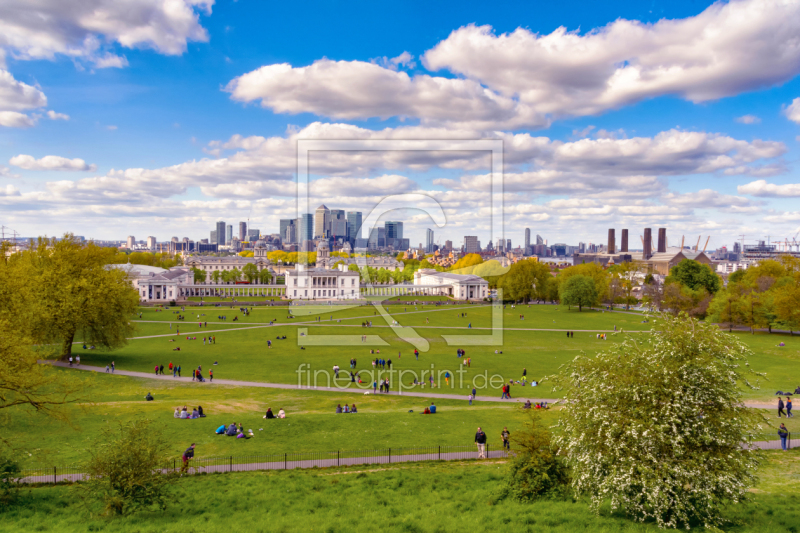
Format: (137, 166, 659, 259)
(524, 228, 531, 255)
(426, 228, 434, 252)
(215, 221, 226, 245)
(536, 234, 544, 246)
(247, 229, 260, 241)
(210, 230, 217, 244)
(464, 236, 479, 254)
(346, 211, 362, 244)
(126, 236, 135, 248)
(226, 225, 233, 245)
(279, 219, 295, 243)
(297, 214, 314, 243)
(385, 221, 403, 247)
(239, 221, 247, 241)
(506, 239, 511, 251)
(146, 236, 156, 249)
(314, 204, 330, 238)
(330, 209, 347, 241)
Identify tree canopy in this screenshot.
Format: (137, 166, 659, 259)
(666, 259, 721, 294)
(559, 274, 598, 311)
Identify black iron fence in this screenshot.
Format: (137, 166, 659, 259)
(18, 436, 792, 484)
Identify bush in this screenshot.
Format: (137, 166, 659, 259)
(79, 419, 175, 515)
(0, 452, 21, 509)
(499, 411, 569, 502)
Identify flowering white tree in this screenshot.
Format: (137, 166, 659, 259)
(553, 313, 764, 529)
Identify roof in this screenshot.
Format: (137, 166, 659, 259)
(107, 263, 166, 276)
(416, 269, 487, 283)
(646, 248, 711, 262)
(316, 204, 329, 211)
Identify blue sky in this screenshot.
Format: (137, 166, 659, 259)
(2, 0, 800, 249)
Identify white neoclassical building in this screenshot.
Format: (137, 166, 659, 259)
(109, 264, 194, 302)
(285, 263, 361, 300)
(412, 269, 489, 300)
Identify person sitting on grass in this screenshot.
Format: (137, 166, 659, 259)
(215, 424, 226, 435)
(145, 392, 154, 401)
(264, 408, 275, 419)
(225, 423, 238, 436)
(174, 407, 180, 418)
(523, 400, 531, 409)
(336, 404, 342, 414)
(429, 403, 437, 414)
(277, 408, 286, 419)
(423, 407, 430, 414)
(191, 408, 199, 419)
(344, 404, 350, 413)
(198, 406, 205, 417)
(351, 404, 357, 413)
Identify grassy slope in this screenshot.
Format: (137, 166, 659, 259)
(3, 451, 799, 533)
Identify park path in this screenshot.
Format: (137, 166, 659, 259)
(43, 361, 774, 409)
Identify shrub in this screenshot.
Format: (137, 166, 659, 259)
(499, 411, 569, 502)
(0, 451, 21, 509)
(79, 419, 175, 515)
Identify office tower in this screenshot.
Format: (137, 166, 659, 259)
(226, 225, 233, 244)
(426, 228, 434, 252)
(536, 234, 544, 245)
(330, 209, 347, 241)
(621, 229, 629, 253)
(643, 228, 652, 259)
(506, 239, 511, 251)
(524, 228, 530, 248)
(126, 236, 135, 248)
(182, 237, 189, 243)
(297, 214, 314, 242)
(657, 228, 667, 253)
(445, 240, 453, 251)
(284, 224, 296, 244)
(384, 221, 403, 247)
(314, 204, 330, 238)
(607, 229, 616, 254)
(215, 221, 226, 245)
(247, 229, 260, 242)
(347, 211, 362, 243)
(210, 230, 217, 244)
(239, 221, 247, 241)
(279, 219, 295, 244)
(578, 242, 586, 253)
(498, 239, 504, 254)
(464, 236, 479, 254)
(146, 236, 156, 249)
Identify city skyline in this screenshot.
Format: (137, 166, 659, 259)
(2, 1, 800, 249)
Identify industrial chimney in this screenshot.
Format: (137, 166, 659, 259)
(643, 228, 652, 259)
(621, 229, 629, 253)
(657, 227, 667, 253)
(607, 229, 615, 254)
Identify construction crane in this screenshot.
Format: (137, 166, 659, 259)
(681, 235, 685, 249)
(702, 236, 710, 252)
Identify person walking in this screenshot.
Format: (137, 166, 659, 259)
(778, 423, 789, 451)
(69, 356, 73, 367)
(373, 380, 377, 394)
(105, 364, 110, 373)
(779, 397, 786, 418)
(209, 369, 213, 382)
(788, 397, 793, 418)
(159, 364, 164, 375)
(177, 364, 181, 377)
(414, 349, 419, 361)
(181, 443, 196, 475)
(475, 427, 487, 459)
(111, 361, 115, 373)
(501, 427, 511, 451)
(76, 355, 80, 366)
(468, 393, 473, 406)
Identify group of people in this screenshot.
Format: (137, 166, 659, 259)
(174, 406, 205, 419)
(523, 400, 548, 409)
(216, 422, 253, 439)
(565, 331, 575, 338)
(778, 396, 794, 418)
(263, 407, 286, 419)
(375, 378, 391, 393)
(335, 404, 358, 413)
(372, 358, 391, 369)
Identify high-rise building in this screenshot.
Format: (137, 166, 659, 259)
(239, 222, 247, 241)
(215, 221, 226, 245)
(297, 214, 314, 243)
(279, 219, 295, 243)
(346, 211, 362, 243)
(247, 229, 260, 242)
(426, 228, 434, 252)
(284, 224, 296, 244)
(385, 221, 403, 247)
(330, 209, 347, 241)
(525, 228, 530, 248)
(498, 239, 504, 254)
(226, 225, 233, 245)
(146, 236, 156, 249)
(126, 236, 136, 248)
(464, 236, 479, 254)
(506, 239, 512, 252)
(210, 230, 217, 244)
(444, 240, 453, 251)
(314, 204, 330, 238)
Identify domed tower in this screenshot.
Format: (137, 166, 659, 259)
(316, 240, 330, 269)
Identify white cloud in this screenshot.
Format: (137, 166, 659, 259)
(786, 97, 800, 124)
(423, 1, 800, 117)
(736, 114, 761, 124)
(0, 111, 35, 128)
(0, 0, 213, 67)
(46, 110, 69, 120)
(0, 184, 20, 196)
(9, 154, 97, 171)
(0, 69, 47, 127)
(106, 125, 118, 130)
(738, 179, 800, 197)
(662, 189, 753, 208)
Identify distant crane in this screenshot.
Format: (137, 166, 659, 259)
(694, 236, 701, 252)
(702, 236, 710, 252)
(681, 235, 685, 249)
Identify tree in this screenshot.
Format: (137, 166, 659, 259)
(210, 270, 221, 284)
(775, 284, 800, 333)
(80, 419, 175, 515)
(242, 263, 258, 283)
(553, 313, 763, 529)
(499, 411, 569, 502)
(258, 268, 272, 284)
(559, 274, 597, 311)
(558, 263, 608, 306)
(449, 253, 483, 273)
(612, 261, 643, 309)
(229, 268, 242, 282)
(6, 235, 138, 360)
(665, 259, 721, 294)
(496, 260, 549, 302)
(191, 267, 206, 284)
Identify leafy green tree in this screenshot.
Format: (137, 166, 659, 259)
(707, 286, 747, 332)
(80, 419, 175, 515)
(559, 275, 597, 311)
(558, 263, 608, 306)
(497, 260, 549, 302)
(553, 313, 763, 529)
(242, 263, 258, 283)
(258, 268, 272, 284)
(229, 268, 242, 282)
(210, 270, 221, 284)
(665, 259, 721, 294)
(775, 284, 800, 333)
(191, 267, 206, 284)
(6, 235, 138, 360)
(348, 264, 360, 272)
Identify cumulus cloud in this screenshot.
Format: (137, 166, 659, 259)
(9, 154, 97, 171)
(0, 184, 20, 196)
(786, 97, 800, 124)
(736, 114, 761, 124)
(0, 0, 213, 67)
(738, 179, 800, 197)
(662, 189, 754, 208)
(0, 69, 47, 127)
(0, 111, 35, 128)
(46, 110, 69, 120)
(423, 1, 800, 117)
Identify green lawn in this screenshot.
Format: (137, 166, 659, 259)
(3, 450, 799, 532)
(186, 296, 284, 302)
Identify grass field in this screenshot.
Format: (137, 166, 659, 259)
(61, 304, 800, 402)
(2, 450, 799, 532)
(186, 296, 284, 302)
